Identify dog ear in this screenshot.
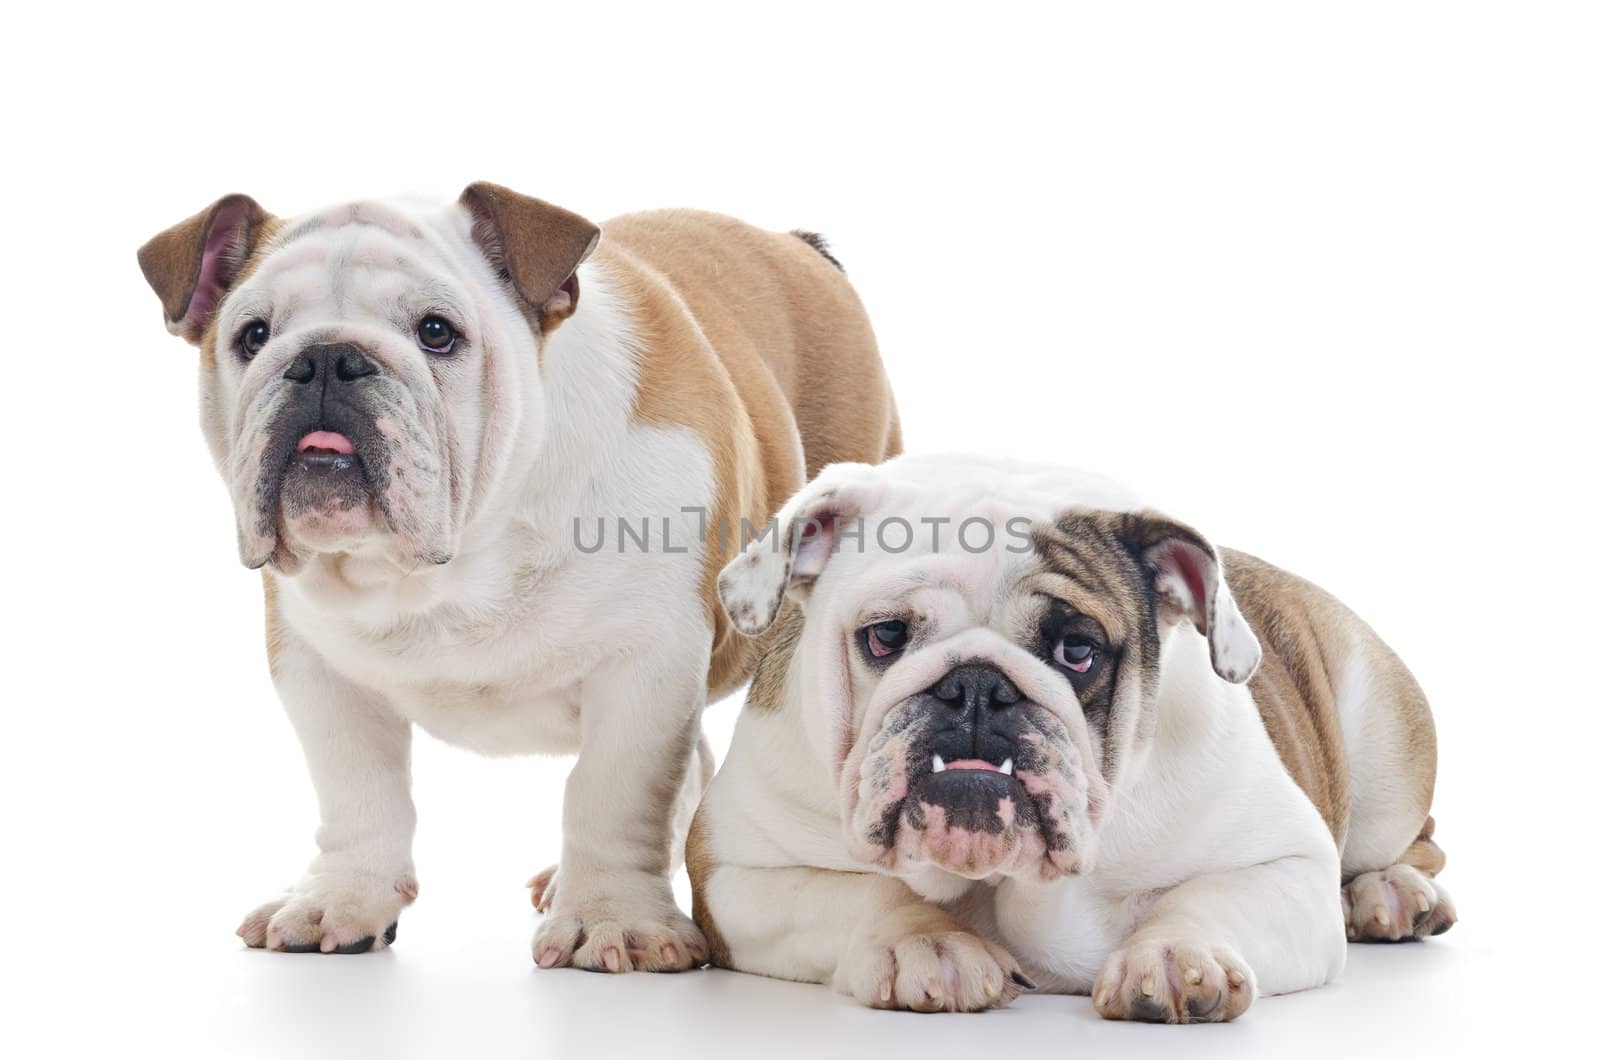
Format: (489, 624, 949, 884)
(138, 195, 272, 344)
(459, 182, 600, 333)
(1121, 513, 1262, 683)
(717, 464, 881, 636)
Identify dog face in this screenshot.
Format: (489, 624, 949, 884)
(138, 184, 598, 574)
(718, 456, 1262, 884)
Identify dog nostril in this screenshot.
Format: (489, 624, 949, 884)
(335, 348, 377, 382)
(283, 353, 316, 384)
(929, 665, 1022, 711)
(291, 343, 377, 384)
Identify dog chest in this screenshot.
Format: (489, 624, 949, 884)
(992, 878, 1149, 991)
(389, 677, 584, 756)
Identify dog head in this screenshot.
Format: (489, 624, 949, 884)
(138, 184, 598, 575)
(718, 455, 1261, 884)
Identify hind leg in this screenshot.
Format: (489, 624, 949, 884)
(1342, 818, 1456, 941)
(1336, 637, 1456, 943)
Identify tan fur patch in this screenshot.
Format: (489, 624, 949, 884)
(1223, 549, 1437, 855)
(742, 601, 805, 714)
(1027, 512, 1168, 777)
(262, 572, 285, 679)
(596, 210, 900, 699)
(1222, 550, 1353, 842)
(1400, 815, 1447, 877)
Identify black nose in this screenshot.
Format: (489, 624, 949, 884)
(284, 342, 379, 385)
(930, 664, 1021, 714)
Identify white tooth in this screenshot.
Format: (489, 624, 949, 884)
(932, 754, 947, 773)
(999, 758, 1014, 776)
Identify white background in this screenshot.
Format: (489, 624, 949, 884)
(3, 2, 1594, 1056)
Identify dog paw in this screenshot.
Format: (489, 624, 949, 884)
(837, 906, 1032, 1012)
(526, 864, 559, 913)
(532, 885, 707, 973)
(1093, 939, 1255, 1023)
(1343, 864, 1457, 942)
(237, 872, 416, 954)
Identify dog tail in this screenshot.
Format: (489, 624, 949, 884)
(790, 230, 845, 273)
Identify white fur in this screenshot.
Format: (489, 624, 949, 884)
(1335, 650, 1428, 875)
(698, 454, 1347, 1015)
(213, 197, 715, 966)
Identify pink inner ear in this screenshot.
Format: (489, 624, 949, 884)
(792, 508, 840, 578)
(1171, 543, 1210, 615)
(182, 200, 251, 332)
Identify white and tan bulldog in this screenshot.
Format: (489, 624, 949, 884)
(691, 454, 1454, 1019)
(137, 184, 899, 969)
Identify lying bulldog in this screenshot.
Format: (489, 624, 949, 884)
(137, 184, 899, 969)
(692, 454, 1454, 1019)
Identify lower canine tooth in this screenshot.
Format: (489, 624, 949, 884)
(999, 758, 1014, 776)
(931, 754, 947, 773)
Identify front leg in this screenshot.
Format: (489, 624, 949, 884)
(532, 644, 709, 973)
(696, 861, 1031, 1012)
(1094, 853, 1345, 1023)
(237, 633, 418, 954)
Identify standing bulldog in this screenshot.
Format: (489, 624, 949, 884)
(137, 184, 899, 969)
(693, 454, 1454, 1018)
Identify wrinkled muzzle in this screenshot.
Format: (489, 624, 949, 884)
(839, 631, 1106, 881)
(227, 342, 455, 571)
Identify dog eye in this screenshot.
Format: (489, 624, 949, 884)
(864, 619, 909, 659)
(1053, 637, 1097, 674)
(239, 320, 270, 357)
(417, 315, 457, 353)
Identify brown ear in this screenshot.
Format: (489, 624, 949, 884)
(460, 182, 600, 333)
(1117, 512, 1262, 684)
(137, 195, 272, 344)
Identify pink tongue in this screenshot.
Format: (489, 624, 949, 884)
(297, 431, 355, 455)
(945, 759, 1001, 772)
